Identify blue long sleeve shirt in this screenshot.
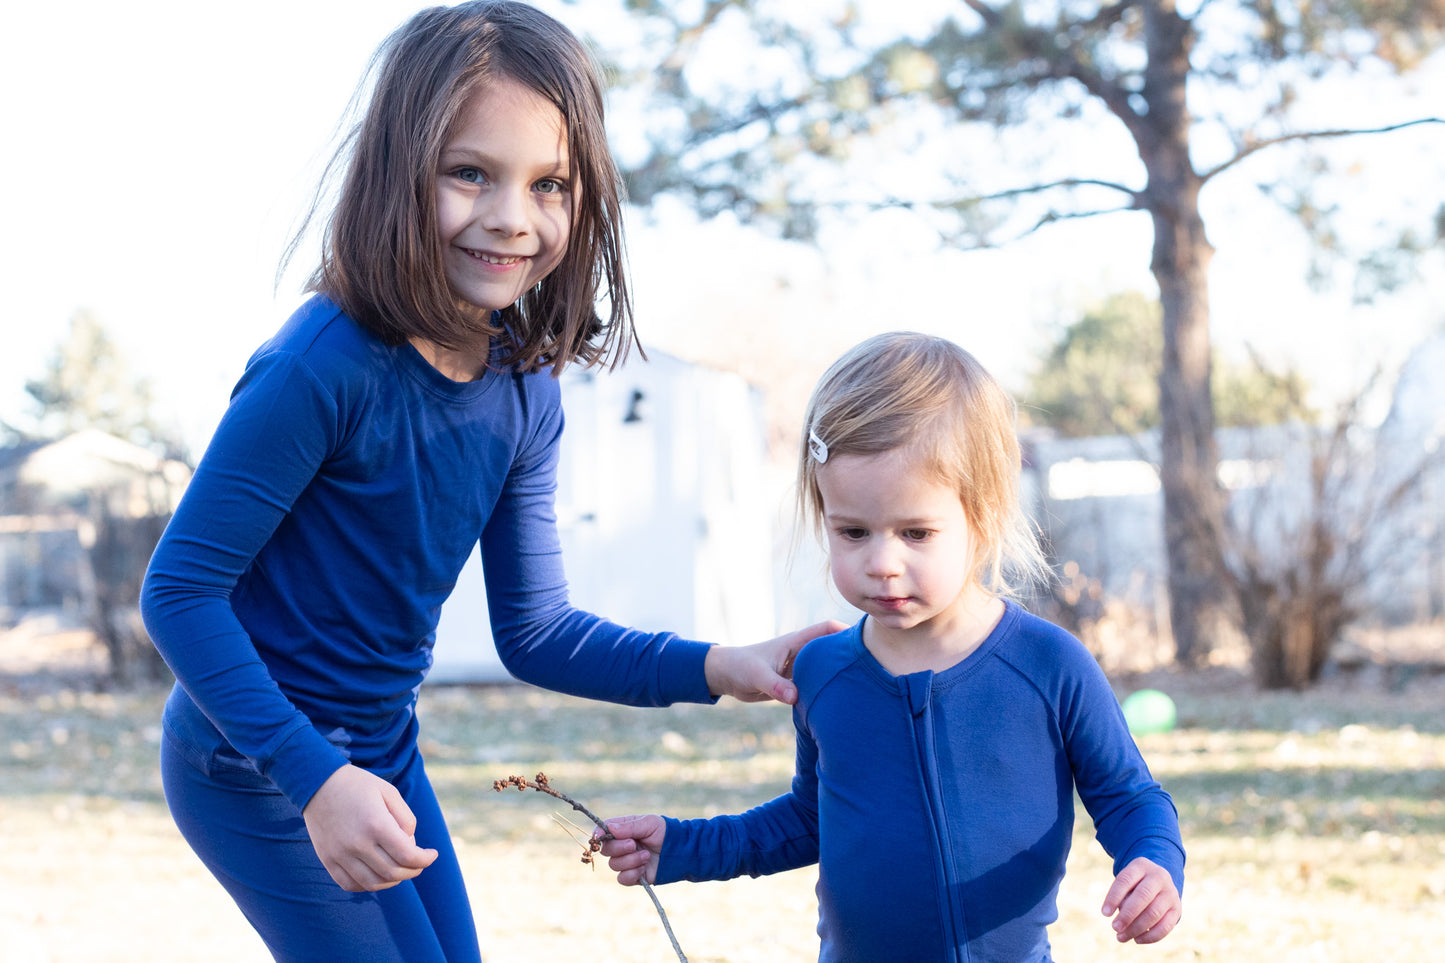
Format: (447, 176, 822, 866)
(657, 602, 1185, 963)
(141, 295, 713, 810)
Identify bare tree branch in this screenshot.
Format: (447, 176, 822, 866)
(970, 176, 1144, 206)
(960, 0, 1003, 29)
(1082, 0, 1138, 33)
(1064, 61, 1145, 134)
(677, 92, 817, 148)
(962, 0, 1149, 143)
(659, 0, 747, 72)
(941, 203, 1142, 249)
(494, 773, 688, 962)
(1201, 117, 1444, 184)
(783, 176, 1142, 249)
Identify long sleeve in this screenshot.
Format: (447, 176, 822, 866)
(656, 706, 821, 883)
(677, 610, 1185, 962)
(142, 348, 351, 807)
(479, 386, 713, 706)
(1061, 647, 1186, 894)
(142, 298, 718, 813)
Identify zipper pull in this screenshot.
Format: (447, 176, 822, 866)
(903, 671, 933, 717)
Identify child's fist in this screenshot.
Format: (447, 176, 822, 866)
(1100, 857, 1181, 944)
(596, 814, 666, 886)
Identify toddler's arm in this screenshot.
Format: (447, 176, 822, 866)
(598, 814, 667, 886)
(1100, 856, 1181, 945)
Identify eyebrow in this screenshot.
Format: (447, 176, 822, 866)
(824, 512, 941, 528)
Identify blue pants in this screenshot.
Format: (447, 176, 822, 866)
(161, 733, 481, 962)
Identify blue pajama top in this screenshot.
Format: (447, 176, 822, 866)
(657, 603, 1185, 963)
(141, 295, 713, 810)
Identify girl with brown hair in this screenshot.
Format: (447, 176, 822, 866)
(141, 4, 831, 959)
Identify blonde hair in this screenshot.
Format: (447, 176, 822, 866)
(798, 332, 1048, 596)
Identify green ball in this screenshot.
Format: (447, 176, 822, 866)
(1122, 689, 1176, 735)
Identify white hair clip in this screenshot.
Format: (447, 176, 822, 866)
(808, 428, 829, 464)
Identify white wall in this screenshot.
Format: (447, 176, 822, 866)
(1023, 333, 1445, 630)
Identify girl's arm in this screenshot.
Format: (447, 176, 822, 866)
(141, 350, 350, 807)
(477, 400, 709, 704)
(142, 348, 436, 891)
(1070, 688, 1186, 894)
(703, 627, 841, 705)
(479, 394, 831, 705)
(1060, 641, 1185, 940)
(599, 792, 819, 887)
(600, 709, 822, 886)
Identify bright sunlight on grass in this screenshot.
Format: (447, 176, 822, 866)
(2, 667, 1442, 961)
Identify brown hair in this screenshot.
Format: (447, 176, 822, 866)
(296, 1, 634, 374)
(798, 332, 1048, 596)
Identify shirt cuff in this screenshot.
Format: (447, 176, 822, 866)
(264, 724, 353, 810)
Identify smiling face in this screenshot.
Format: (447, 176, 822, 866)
(435, 75, 573, 314)
(817, 447, 1000, 670)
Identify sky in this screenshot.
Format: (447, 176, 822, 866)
(4, 0, 1443, 456)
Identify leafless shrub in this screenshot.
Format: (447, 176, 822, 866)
(1221, 379, 1443, 689)
(1029, 524, 1173, 673)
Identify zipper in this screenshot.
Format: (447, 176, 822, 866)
(904, 671, 970, 961)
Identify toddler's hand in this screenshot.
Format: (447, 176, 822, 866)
(597, 814, 666, 886)
(1101, 856, 1181, 944)
(303, 764, 438, 892)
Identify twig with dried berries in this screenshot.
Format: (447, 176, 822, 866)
(493, 772, 687, 962)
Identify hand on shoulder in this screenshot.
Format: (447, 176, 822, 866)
(704, 620, 846, 704)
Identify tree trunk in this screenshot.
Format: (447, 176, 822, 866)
(1142, 0, 1231, 665)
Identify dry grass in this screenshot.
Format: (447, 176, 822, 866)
(2, 624, 1443, 962)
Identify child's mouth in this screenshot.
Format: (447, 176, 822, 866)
(465, 248, 525, 265)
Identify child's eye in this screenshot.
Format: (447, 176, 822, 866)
(454, 167, 485, 184)
(534, 178, 566, 195)
(837, 528, 868, 541)
(903, 529, 934, 541)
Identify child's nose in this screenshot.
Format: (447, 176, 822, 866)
(480, 187, 529, 236)
(865, 539, 904, 578)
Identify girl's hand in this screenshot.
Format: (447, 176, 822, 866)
(1101, 856, 1182, 944)
(597, 814, 666, 886)
(704, 620, 845, 704)
(302, 764, 439, 892)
